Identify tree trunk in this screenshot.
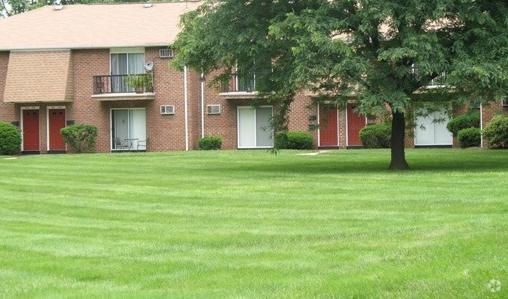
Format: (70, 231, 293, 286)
(389, 111, 410, 170)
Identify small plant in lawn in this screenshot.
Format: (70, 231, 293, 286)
(447, 112, 480, 136)
(360, 124, 391, 148)
(199, 136, 222, 150)
(61, 124, 98, 153)
(457, 127, 481, 148)
(0, 121, 21, 155)
(483, 115, 508, 148)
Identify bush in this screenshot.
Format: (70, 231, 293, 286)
(0, 122, 21, 155)
(61, 124, 97, 153)
(275, 132, 288, 149)
(447, 112, 480, 136)
(199, 136, 222, 150)
(285, 131, 313, 149)
(457, 127, 481, 148)
(483, 115, 508, 149)
(360, 124, 391, 148)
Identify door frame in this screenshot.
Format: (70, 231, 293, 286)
(20, 106, 40, 152)
(236, 105, 274, 149)
(345, 104, 368, 147)
(110, 107, 146, 151)
(413, 110, 453, 147)
(317, 102, 340, 147)
(46, 106, 67, 152)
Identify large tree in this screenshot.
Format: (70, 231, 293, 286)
(175, 0, 508, 170)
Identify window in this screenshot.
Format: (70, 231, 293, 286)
(237, 106, 273, 148)
(110, 50, 145, 93)
(111, 108, 146, 151)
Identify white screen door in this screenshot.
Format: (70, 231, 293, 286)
(415, 109, 453, 146)
(112, 108, 146, 151)
(238, 107, 256, 148)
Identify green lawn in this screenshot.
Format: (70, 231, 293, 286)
(0, 149, 507, 298)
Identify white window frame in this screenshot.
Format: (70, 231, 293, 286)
(413, 109, 453, 146)
(237, 105, 274, 149)
(110, 107, 146, 152)
(109, 48, 146, 75)
(46, 106, 67, 152)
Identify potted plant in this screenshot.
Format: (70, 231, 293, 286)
(125, 75, 153, 93)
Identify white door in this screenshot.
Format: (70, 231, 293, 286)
(238, 107, 256, 148)
(111, 108, 146, 150)
(238, 106, 274, 148)
(415, 110, 453, 146)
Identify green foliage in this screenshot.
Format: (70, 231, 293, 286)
(447, 112, 481, 136)
(0, 122, 21, 155)
(278, 131, 313, 150)
(60, 124, 97, 153)
(125, 75, 152, 92)
(199, 136, 222, 150)
(483, 115, 508, 148)
(173, 0, 508, 168)
(360, 125, 392, 148)
(457, 128, 481, 148)
(274, 132, 288, 149)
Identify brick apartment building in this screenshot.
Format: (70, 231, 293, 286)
(0, 3, 506, 153)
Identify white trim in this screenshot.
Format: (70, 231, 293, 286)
(20, 106, 40, 152)
(237, 105, 274, 149)
(317, 102, 321, 147)
(200, 73, 205, 138)
(183, 66, 189, 151)
(110, 47, 145, 54)
(46, 106, 67, 152)
(110, 107, 146, 152)
(480, 103, 484, 148)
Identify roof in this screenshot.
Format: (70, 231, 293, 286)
(0, 2, 201, 51)
(4, 51, 74, 103)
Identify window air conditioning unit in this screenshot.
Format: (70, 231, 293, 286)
(159, 48, 174, 59)
(160, 105, 175, 115)
(207, 104, 221, 115)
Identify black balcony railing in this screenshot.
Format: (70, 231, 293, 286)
(220, 75, 256, 93)
(93, 74, 154, 95)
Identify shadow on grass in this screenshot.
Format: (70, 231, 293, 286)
(207, 151, 508, 175)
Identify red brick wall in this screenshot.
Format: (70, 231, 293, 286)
(0, 52, 16, 123)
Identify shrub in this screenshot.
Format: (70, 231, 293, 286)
(199, 136, 222, 150)
(0, 122, 21, 155)
(61, 124, 97, 153)
(483, 115, 508, 149)
(275, 132, 288, 149)
(457, 127, 481, 148)
(285, 131, 313, 149)
(360, 124, 391, 148)
(447, 112, 480, 136)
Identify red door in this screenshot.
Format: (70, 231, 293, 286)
(347, 104, 365, 146)
(319, 106, 338, 147)
(22, 109, 40, 152)
(49, 109, 66, 151)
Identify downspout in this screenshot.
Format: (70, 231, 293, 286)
(184, 65, 189, 151)
(480, 103, 484, 148)
(200, 72, 205, 138)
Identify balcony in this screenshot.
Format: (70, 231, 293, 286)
(219, 75, 259, 99)
(92, 74, 155, 101)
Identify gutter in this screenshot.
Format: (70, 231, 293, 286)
(184, 65, 189, 151)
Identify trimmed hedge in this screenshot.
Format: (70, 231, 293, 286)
(360, 124, 391, 148)
(0, 122, 21, 155)
(199, 136, 222, 150)
(483, 115, 508, 148)
(457, 127, 481, 148)
(447, 112, 480, 136)
(61, 124, 97, 153)
(276, 131, 313, 149)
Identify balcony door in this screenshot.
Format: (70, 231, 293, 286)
(111, 108, 146, 151)
(111, 51, 145, 93)
(237, 106, 273, 148)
